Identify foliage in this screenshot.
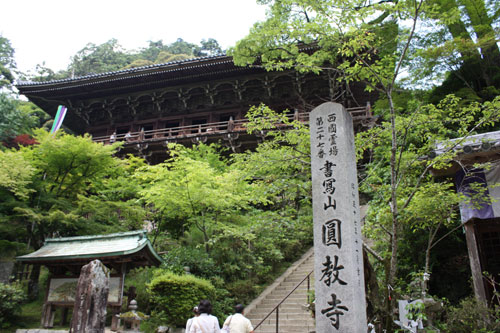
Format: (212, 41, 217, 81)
(0, 93, 38, 144)
(137, 143, 269, 252)
(0, 282, 26, 327)
(232, 104, 312, 212)
(27, 37, 225, 81)
(0, 240, 27, 260)
(0, 149, 35, 200)
(68, 39, 133, 77)
(443, 296, 500, 332)
(413, 0, 500, 101)
(147, 271, 216, 327)
(123, 267, 156, 314)
(161, 246, 220, 279)
(0, 35, 15, 88)
(0, 130, 146, 299)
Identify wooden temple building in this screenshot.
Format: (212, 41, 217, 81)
(432, 131, 500, 306)
(16, 54, 376, 162)
(17, 230, 162, 329)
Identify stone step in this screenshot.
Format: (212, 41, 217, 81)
(254, 303, 308, 311)
(248, 312, 311, 324)
(254, 324, 316, 332)
(267, 293, 309, 300)
(278, 280, 312, 286)
(245, 248, 315, 333)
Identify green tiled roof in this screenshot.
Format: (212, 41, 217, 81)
(17, 230, 162, 265)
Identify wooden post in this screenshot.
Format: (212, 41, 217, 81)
(62, 307, 69, 325)
(464, 221, 488, 304)
(41, 303, 54, 328)
(111, 306, 121, 331)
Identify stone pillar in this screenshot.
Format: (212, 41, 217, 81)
(310, 102, 367, 332)
(70, 259, 110, 333)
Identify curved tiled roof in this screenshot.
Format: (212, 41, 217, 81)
(16, 54, 233, 87)
(16, 230, 163, 266)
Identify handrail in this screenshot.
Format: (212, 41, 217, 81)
(253, 270, 314, 332)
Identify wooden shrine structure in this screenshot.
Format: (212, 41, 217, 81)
(16, 54, 376, 163)
(16, 230, 162, 330)
(432, 131, 500, 306)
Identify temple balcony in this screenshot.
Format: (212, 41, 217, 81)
(91, 106, 373, 162)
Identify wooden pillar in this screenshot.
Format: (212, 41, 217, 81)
(111, 306, 121, 331)
(41, 303, 55, 328)
(464, 221, 488, 304)
(62, 307, 69, 325)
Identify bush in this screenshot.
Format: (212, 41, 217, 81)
(0, 282, 26, 326)
(444, 296, 500, 332)
(161, 246, 221, 279)
(147, 271, 216, 327)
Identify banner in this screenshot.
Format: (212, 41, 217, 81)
(455, 163, 500, 222)
(49, 105, 67, 134)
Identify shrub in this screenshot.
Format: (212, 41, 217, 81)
(147, 271, 216, 327)
(444, 296, 500, 332)
(161, 246, 221, 279)
(0, 282, 26, 326)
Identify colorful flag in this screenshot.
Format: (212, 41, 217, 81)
(50, 105, 67, 134)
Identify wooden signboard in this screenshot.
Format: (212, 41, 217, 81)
(46, 275, 123, 306)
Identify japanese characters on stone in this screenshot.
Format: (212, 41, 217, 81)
(310, 103, 366, 332)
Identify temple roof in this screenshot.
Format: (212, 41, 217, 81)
(15, 54, 259, 96)
(430, 130, 500, 176)
(16, 230, 163, 270)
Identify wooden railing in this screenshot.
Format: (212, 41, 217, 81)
(92, 106, 371, 145)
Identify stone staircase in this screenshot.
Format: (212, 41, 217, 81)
(245, 248, 315, 333)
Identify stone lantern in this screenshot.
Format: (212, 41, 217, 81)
(117, 299, 149, 332)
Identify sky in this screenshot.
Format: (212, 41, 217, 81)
(1, 0, 267, 74)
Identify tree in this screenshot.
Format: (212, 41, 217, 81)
(231, 0, 500, 329)
(412, 0, 500, 101)
(165, 38, 201, 56)
(200, 38, 223, 56)
(137, 143, 268, 252)
(0, 35, 15, 89)
(232, 105, 312, 214)
(0, 130, 139, 298)
(0, 93, 38, 144)
(68, 39, 133, 77)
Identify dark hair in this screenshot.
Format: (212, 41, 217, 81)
(234, 304, 245, 314)
(198, 300, 212, 314)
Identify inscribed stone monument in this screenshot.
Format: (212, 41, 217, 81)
(310, 102, 367, 332)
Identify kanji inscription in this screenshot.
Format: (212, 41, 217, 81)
(310, 102, 367, 332)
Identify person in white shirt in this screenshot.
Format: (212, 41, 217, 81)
(223, 304, 254, 333)
(186, 306, 199, 333)
(188, 300, 220, 333)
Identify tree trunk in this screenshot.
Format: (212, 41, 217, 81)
(386, 91, 399, 333)
(423, 232, 433, 297)
(27, 264, 40, 300)
(388, 91, 399, 288)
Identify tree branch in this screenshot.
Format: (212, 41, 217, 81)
(363, 242, 385, 262)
